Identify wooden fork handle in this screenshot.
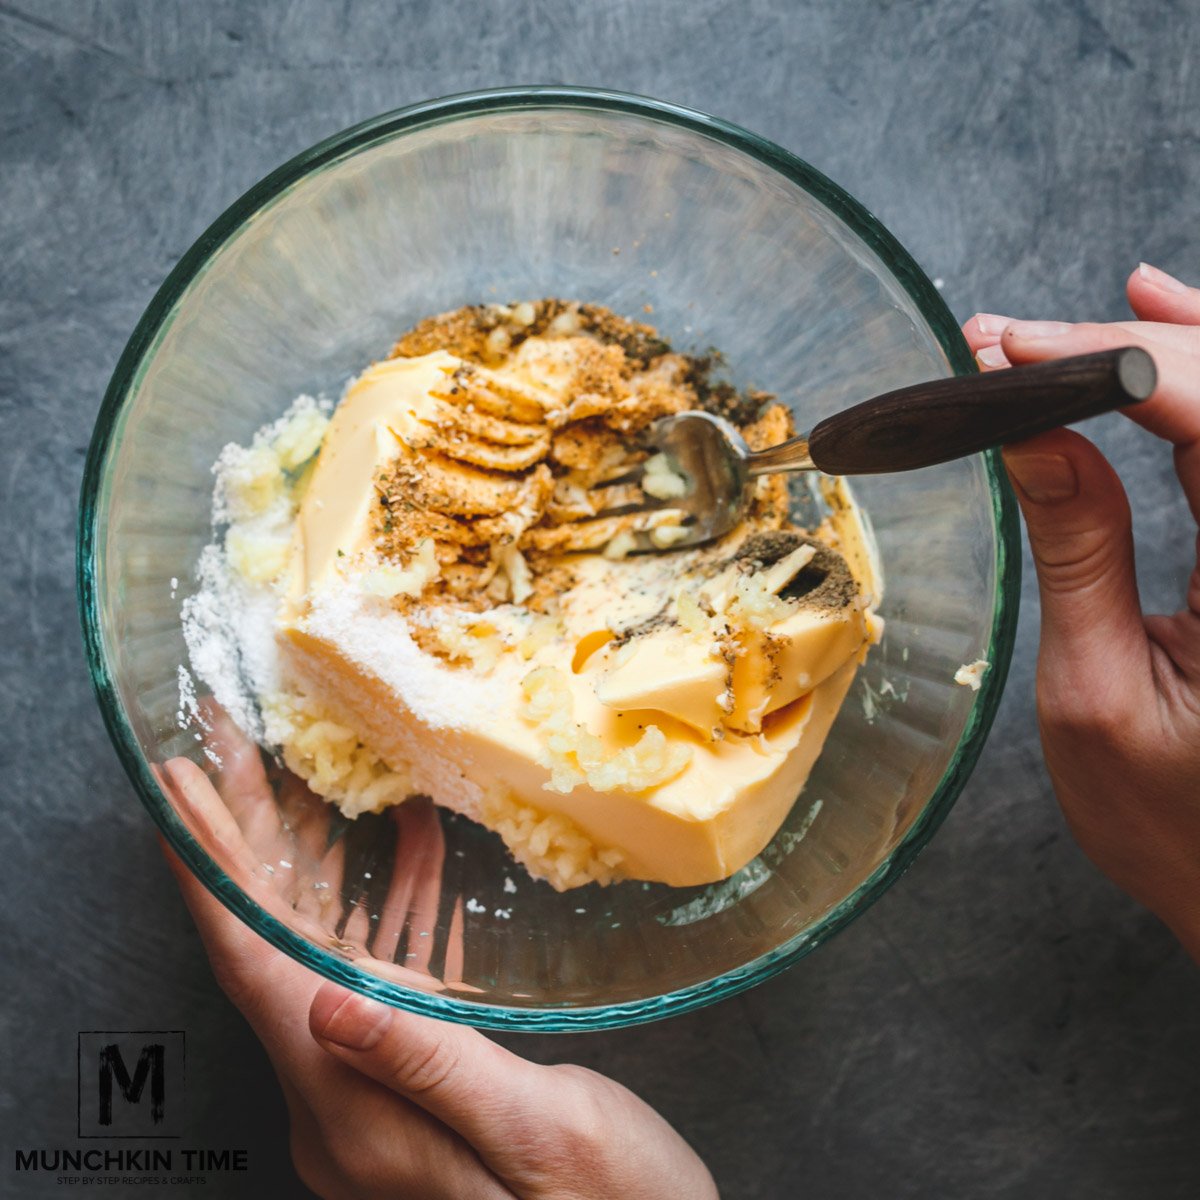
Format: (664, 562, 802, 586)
(807, 347, 1156, 476)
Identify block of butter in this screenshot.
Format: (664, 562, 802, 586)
(218, 300, 881, 890)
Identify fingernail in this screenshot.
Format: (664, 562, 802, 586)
(312, 987, 393, 1050)
(1004, 320, 1072, 340)
(976, 344, 1008, 368)
(1139, 261, 1188, 294)
(1004, 451, 1079, 504)
(974, 313, 1011, 337)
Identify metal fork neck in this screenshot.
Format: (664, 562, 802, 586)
(744, 433, 815, 476)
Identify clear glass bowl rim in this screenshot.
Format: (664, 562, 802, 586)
(77, 85, 1021, 1032)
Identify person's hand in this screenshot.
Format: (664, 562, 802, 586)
(962, 261, 1200, 961)
(160, 753, 717, 1200)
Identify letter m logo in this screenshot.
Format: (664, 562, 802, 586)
(78, 1031, 185, 1137)
(99, 1043, 164, 1125)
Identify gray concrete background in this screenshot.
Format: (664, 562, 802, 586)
(2, 2, 1198, 1197)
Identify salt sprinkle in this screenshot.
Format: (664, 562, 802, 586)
(304, 584, 500, 733)
(180, 544, 274, 741)
(181, 395, 329, 741)
(175, 665, 203, 732)
(466, 898, 486, 914)
(503, 877, 517, 894)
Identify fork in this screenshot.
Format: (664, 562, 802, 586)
(597, 346, 1155, 550)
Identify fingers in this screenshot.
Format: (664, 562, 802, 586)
(961, 313, 1012, 370)
(162, 768, 520, 1200)
(160, 830, 333, 1085)
(309, 984, 552, 1153)
(159, 830, 272, 972)
(999, 320, 1200, 523)
(158, 761, 338, 1071)
(308, 984, 717, 1199)
(1002, 429, 1154, 706)
(198, 703, 305, 877)
(348, 799, 446, 972)
(291, 1075, 518, 1200)
(999, 320, 1200, 439)
(963, 299, 1200, 368)
(1104, 320, 1200, 355)
(1126, 262, 1200, 326)
(202, 702, 273, 826)
(963, 316, 1200, 369)
(158, 757, 265, 894)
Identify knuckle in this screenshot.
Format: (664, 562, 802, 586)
(207, 960, 266, 1015)
(1029, 530, 1124, 595)
(1037, 685, 1129, 746)
(391, 1033, 462, 1097)
(540, 1066, 621, 1172)
(1073, 321, 1124, 348)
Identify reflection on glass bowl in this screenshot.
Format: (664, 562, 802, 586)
(78, 87, 1019, 1031)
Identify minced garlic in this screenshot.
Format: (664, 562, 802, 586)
(520, 666, 692, 794)
(226, 528, 290, 584)
(480, 788, 626, 891)
(641, 452, 689, 499)
(221, 444, 285, 520)
(360, 538, 440, 598)
(262, 691, 414, 819)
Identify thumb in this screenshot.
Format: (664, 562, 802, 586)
(1002, 428, 1152, 696)
(308, 983, 716, 1198)
(309, 983, 560, 1151)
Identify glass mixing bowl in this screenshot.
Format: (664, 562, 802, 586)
(78, 87, 1019, 1031)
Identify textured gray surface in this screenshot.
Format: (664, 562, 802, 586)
(2, 2, 1198, 1197)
